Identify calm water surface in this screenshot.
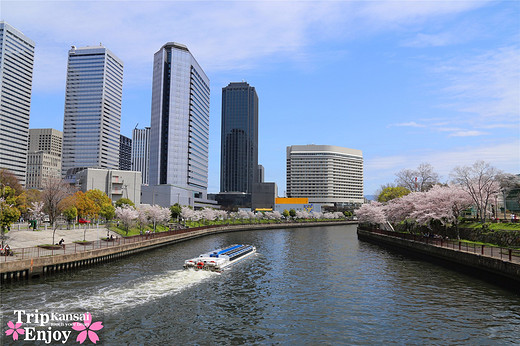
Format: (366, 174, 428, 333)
(1, 225, 519, 345)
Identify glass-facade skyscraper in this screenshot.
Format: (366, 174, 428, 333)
(149, 42, 210, 199)
(131, 127, 150, 185)
(62, 45, 123, 177)
(220, 82, 258, 194)
(0, 22, 35, 186)
(119, 134, 132, 171)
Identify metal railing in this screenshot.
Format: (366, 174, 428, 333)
(0, 226, 202, 262)
(366, 229, 520, 263)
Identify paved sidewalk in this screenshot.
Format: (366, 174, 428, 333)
(2, 224, 118, 249)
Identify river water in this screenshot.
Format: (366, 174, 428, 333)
(1, 224, 519, 345)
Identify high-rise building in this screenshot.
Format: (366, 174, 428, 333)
(61, 45, 123, 177)
(0, 22, 35, 186)
(119, 134, 132, 171)
(146, 42, 213, 207)
(26, 128, 63, 190)
(220, 82, 258, 194)
(131, 127, 150, 185)
(286, 145, 364, 206)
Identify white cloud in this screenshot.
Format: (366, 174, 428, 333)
(435, 45, 520, 121)
(3, 0, 502, 92)
(389, 121, 426, 128)
(448, 130, 487, 137)
(403, 32, 457, 47)
(366, 139, 519, 179)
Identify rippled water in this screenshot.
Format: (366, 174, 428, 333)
(1, 225, 519, 345)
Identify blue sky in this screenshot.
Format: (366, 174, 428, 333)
(3, 0, 519, 196)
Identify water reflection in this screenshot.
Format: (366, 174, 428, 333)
(1, 225, 519, 345)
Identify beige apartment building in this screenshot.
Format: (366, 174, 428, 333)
(26, 128, 63, 190)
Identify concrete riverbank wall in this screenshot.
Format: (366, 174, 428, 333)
(1, 221, 355, 283)
(357, 228, 520, 288)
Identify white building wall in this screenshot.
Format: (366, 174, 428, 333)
(76, 168, 141, 205)
(286, 145, 364, 205)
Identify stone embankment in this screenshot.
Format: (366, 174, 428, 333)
(1, 221, 355, 283)
(357, 228, 520, 287)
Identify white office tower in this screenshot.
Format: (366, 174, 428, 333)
(61, 45, 123, 178)
(131, 126, 150, 185)
(0, 22, 35, 186)
(146, 42, 214, 208)
(286, 145, 364, 206)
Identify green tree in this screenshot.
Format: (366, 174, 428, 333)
(63, 206, 78, 228)
(73, 191, 99, 219)
(170, 203, 182, 221)
(289, 209, 296, 218)
(0, 200, 21, 246)
(99, 203, 115, 221)
(282, 209, 290, 218)
(86, 189, 112, 210)
(377, 186, 411, 203)
(115, 198, 134, 208)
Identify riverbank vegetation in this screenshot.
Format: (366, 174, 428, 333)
(109, 205, 348, 237)
(358, 161, 520, 248)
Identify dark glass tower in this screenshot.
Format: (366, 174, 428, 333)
(220, 82, 258, 193)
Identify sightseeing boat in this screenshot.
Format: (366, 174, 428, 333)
(183, 244, 256, 272)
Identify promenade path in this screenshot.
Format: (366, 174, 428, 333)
(369, 229, 520, 265)
(1, 224, 120, 262)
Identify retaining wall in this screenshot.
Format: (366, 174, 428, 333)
(357, 228, 520, 287)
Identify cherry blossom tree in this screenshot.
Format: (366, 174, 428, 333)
(28, 201, 45, 227)
(355, 202, 386, 226)
(115, 205, 139, 235)
(395, 163, 440, 192)
(137, 205, 151, 231)
(146, 205, 171, 231)
(451, 161, 502, 222)
(384, 192, 421, 232)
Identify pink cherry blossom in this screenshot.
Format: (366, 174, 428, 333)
(72, 313, 103, 344)
(5, 321, 25, 340)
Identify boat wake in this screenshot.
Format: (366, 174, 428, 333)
(54, 269, 219, 313)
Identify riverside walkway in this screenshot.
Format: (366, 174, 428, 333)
(364, 228, 520, 264)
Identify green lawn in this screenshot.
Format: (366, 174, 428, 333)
(460, 222, 520, 231)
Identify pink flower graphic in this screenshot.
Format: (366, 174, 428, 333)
(5, 321, 25, 340)
(72, 313, 103, 344)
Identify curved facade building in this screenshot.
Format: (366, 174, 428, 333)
(286, 145, 364, 205)
(149, 42, 210, 202)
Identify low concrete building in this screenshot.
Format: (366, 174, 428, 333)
(252, 182, 277, 211)
(76, 168, 141, 205)
(141, 184, 218, 209)
(274, 197, 322, 213)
